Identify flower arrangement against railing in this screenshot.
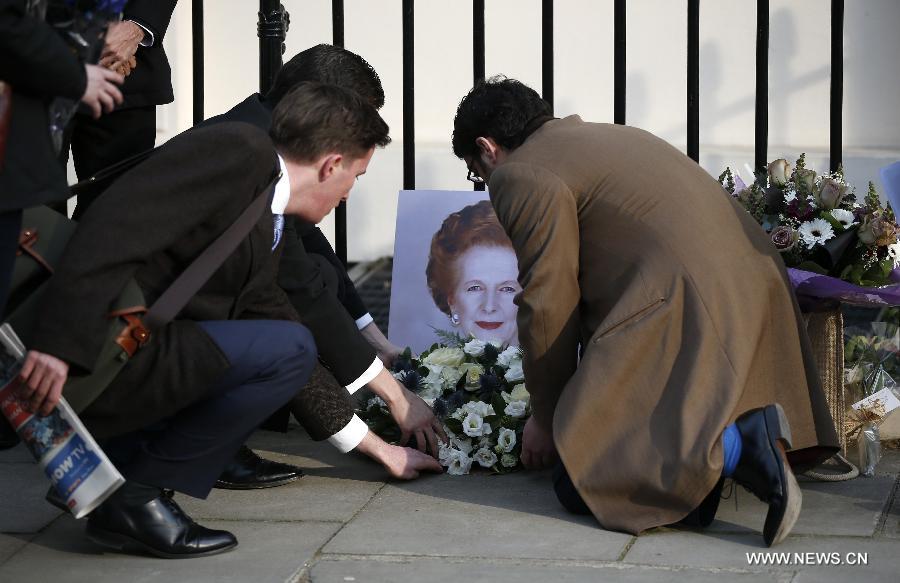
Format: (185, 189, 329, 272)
(719, 155, 900, 306)
(360, 332, 529, 475)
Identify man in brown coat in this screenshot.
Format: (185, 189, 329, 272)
(452, 78, 838, 547)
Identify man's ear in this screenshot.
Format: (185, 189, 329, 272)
(475, 137, 501, 165)
(317, 153, 343, 182)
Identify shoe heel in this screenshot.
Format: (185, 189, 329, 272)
(765, 403, 793, 450)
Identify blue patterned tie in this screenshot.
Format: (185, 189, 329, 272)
(272, 214, 284, 251)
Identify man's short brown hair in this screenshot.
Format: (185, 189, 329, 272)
(270, 82, 391, 162)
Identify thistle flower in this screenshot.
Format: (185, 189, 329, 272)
(396, 370, 425, 392)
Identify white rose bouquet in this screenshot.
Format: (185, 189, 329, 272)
(359, 331, 530, 475)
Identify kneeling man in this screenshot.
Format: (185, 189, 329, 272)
(452, 77, 839, 547)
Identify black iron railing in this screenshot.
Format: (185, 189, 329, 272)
(187, 0, 846, 263)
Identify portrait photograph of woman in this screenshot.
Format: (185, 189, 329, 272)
(388, 191, 521, 353)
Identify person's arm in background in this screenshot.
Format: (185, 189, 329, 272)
(0, 0, 122, 116)
(297, 221, 403, 365)
(99, 0, 177, 75)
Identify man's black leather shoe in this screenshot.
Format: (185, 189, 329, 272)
(86, 489, 237, 558)
(214, 445, 304, 490)
(678, 477, 725, 528)
(733, 403, 802, 547)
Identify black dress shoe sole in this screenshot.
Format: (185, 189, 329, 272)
(85, 522, 238, 559)
(761, 404, 802, 547)
(213, 473, 303, 490)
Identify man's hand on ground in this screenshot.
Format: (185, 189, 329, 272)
(355, 430, 444, 480)
(366, 368, 447, 458)
(520, 416, 558, 470)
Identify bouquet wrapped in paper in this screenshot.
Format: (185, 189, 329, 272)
(360, 332, 529, 475)
(844, 316, 900, 476)
(719, 155, 900, 307)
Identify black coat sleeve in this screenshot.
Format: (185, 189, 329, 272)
(279, 217, 376, 386)
(124, 0, 177, 44)
(297, 222, 370, 321)
(0, 0, 86, 100)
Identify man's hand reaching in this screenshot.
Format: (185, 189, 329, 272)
(365, 367, 447, 458)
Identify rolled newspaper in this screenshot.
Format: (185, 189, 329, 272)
(0, 324, 123, 519)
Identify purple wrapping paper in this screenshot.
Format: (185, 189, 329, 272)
(788, 268, 900, 307)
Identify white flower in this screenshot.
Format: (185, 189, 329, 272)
(425, 366, 444, 394)
(473, 447, 498, 468)
(501, 453, 518, 468)
(438, 442, 455, 464)
(446, 450, 473, 475)
(450, 434, 473, 455)
(478, 435, 494, 449)
(438, 365, 463, 389)
(461, 401, 495, 418)
(831, 208, 857, 229)
(504, 400, 528, 418)
(509, 383, 530, 404)
(798, 218, 835, 248)
(462, 413, 486, 437)
(504, 362, 525, 383)
(462, 363, 485, 391)
(497, 427, 517, 453)
(463, 339, 487, 357)
(497, 346, 521, 367)
(888, 240, 900, 268)
(423, 347, 466, 367)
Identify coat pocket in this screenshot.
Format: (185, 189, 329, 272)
(593, 297, 667, 342)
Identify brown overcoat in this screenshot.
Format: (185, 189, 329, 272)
(487, 116, 838, 535)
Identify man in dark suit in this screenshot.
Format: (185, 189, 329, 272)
(15, 83, 435, 558)
(202, 45, 447, 486)
(65, 0, 177, 219)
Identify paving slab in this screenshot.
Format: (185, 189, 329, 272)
(323, 470, 631, 561)
(626, 530, 895, 572)
(0, 462, 63, 533)
(0, 533, 30, 565)
(0, 514, 341, 583)
(309, 556, 788, 583)
(178, 475, 385, 523)
(0, 442, 34, 463)
(707, 472, 895, 537)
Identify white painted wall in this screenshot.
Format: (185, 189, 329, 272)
(146, 0, 900, 262)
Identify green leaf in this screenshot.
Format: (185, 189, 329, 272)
(796, 260, 830, 275)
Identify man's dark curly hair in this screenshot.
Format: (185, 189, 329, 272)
(452, 76, 552, 160)
(267, 44, 385, 110)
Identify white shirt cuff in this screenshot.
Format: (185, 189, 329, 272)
(129, 20, 154, 47)
(344, 357, 383, 394)
(327, 415, 369, 453)
(355, 313, 374, 330)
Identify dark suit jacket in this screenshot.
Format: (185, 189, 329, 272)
(202, 94, 375, 386)
(0, 0, 86, 211)
(119, 0, 177, 108)
(31, 123, 296, 437)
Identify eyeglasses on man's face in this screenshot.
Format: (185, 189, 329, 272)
(465, 159, 485, 184)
